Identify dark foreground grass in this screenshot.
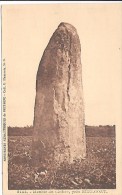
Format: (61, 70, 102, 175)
(8, 136, 116, 189)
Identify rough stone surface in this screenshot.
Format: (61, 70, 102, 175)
(32, 22, 86, 166)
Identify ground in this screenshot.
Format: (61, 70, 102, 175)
(8, 136, 116, 189)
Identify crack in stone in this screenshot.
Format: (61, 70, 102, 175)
(67, 35, 72, 102)
(67, 62, 71, 102)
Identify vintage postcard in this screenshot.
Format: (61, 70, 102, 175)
(1, 2, 122, 195)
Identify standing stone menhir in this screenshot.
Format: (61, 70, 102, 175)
(32, 22, 86, 166)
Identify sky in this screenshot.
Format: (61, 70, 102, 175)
(2, 3, 122, 126)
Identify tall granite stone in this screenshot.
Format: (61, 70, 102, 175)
(32, 22, 86, 166)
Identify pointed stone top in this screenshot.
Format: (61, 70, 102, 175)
(58, 22, 77, 34)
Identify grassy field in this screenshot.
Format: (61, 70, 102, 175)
(8, 135, 116, 189)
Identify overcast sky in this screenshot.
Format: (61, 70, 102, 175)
(2, 3, 122, 126)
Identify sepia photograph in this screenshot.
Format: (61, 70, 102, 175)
(1, 2, 122, 195)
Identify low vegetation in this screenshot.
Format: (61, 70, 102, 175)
(8, 126, 116, 189)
